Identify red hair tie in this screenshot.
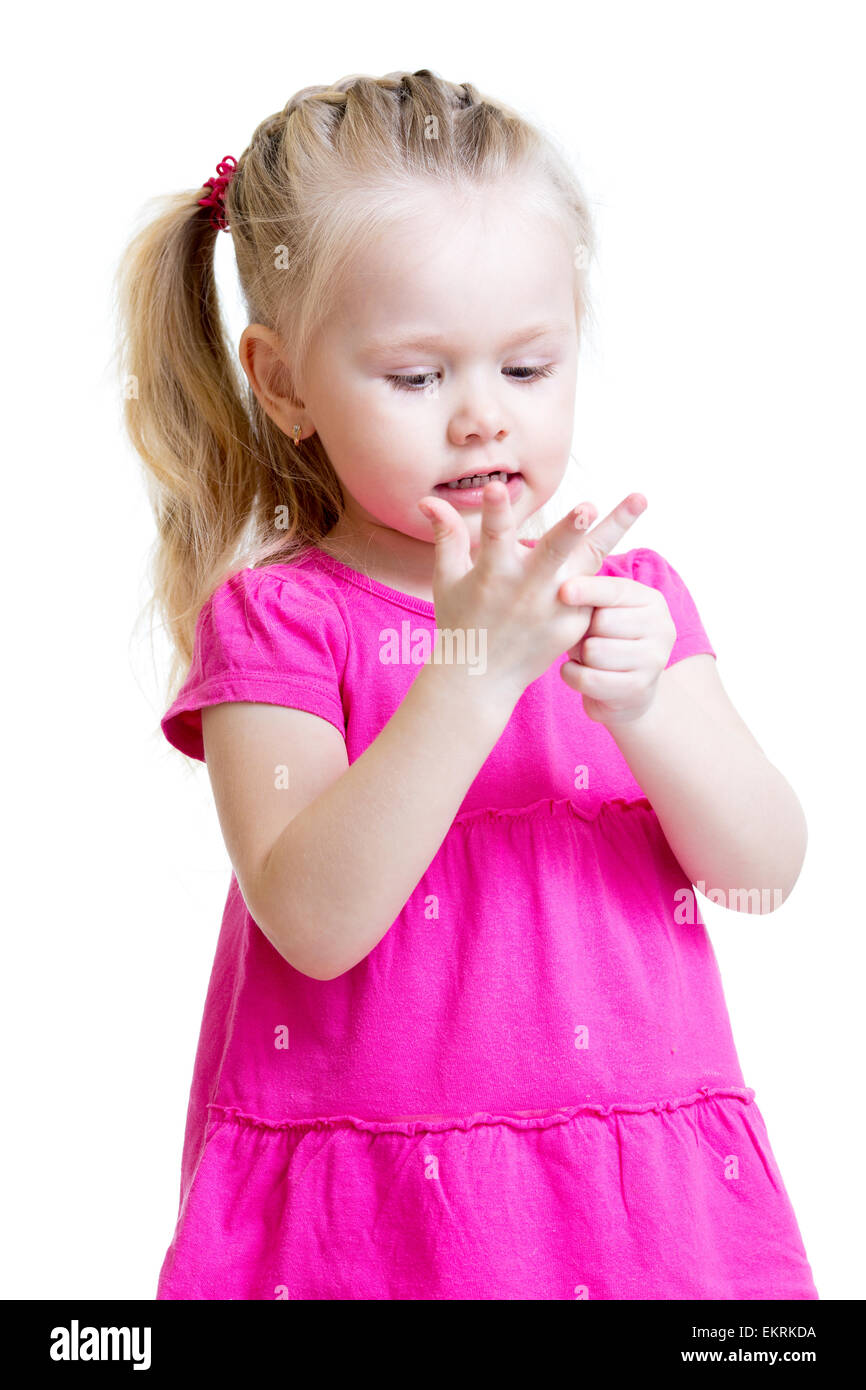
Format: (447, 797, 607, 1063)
(197, 155, 237, 232)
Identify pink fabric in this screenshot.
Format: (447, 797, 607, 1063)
(156, 544, 818, 1300)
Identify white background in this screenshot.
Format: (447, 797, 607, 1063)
(3, 0, 862, 1299)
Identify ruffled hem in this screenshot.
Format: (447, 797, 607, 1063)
(205, 1084, 756, 1137)
(452, 793, 653, 826)
(157, 1087, 819, 1301)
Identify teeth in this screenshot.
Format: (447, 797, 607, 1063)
(445, 471, 511, 489)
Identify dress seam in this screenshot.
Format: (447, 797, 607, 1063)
(205, 1085, 756, 1138)
(452, 793, 653, 825)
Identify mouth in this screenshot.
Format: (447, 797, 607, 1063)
(432, 469, 525, 506)
(436, 467, 523, 490)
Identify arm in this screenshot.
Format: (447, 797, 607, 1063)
(201, 661, 516, 981)
(607, 654, 808, 912)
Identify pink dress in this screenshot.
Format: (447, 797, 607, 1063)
(156, 543, 818, 1300)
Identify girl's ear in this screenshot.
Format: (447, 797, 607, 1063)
(238, 324, 306, 433)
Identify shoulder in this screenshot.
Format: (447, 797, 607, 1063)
(162, 558, 350, 762)
(206, 555, 346, 608)
(198, 558, 350, 651)
(600, 546, 706, 605)
(603, 547, 716, 663)
(601, 546, 668, 582)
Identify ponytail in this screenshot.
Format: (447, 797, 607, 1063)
(112, 190, 260, 694)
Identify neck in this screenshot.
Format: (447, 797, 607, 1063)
(317, 517, 437, 603)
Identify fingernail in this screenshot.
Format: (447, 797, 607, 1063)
(573, 506, 589, 529)
(628, 494, 646, 515)
(418, 502, 436, 520)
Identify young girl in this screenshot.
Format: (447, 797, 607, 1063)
(116, 69, 818, 1300)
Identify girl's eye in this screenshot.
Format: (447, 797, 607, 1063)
(385, 364, 557, 392)
(506, 365, 556, 382)
(386, 372, 440, 392)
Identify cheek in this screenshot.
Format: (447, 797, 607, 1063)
(354, 403, 428, 479)
(317, 390, 400, 476)
(548, 381, 577, 430)
(338, 438, 411, 506)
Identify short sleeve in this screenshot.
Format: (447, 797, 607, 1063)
(629, 547, 717, 667)
(161, 566, 348, 761)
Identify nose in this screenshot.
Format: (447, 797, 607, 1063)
(447, 403, 509, 448)
(444, 366, 511, 442)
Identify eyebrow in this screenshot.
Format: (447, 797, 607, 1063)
(360, 322, 572, 354)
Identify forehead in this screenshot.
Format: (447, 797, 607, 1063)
(332, 181, 577, 339)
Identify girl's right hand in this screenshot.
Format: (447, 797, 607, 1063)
(417, 481, 647, 707)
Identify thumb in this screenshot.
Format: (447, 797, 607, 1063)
(418, 496, 469, 589)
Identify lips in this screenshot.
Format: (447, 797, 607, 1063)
(438, 468, 521, 489)
(432, 472, 526, 506)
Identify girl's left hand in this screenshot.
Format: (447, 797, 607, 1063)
(557, 568, 677, 727)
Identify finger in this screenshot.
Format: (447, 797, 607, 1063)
(572, 502, 598, 531)
(563, 601, 653, 640)
(515, 502, 596, 552)
(417, 495, 471, 587)
(555, 493, 647, 582)
(571, 636, 648, 671)
(576, 493, 647, 576)
(472, 478, 518, 575)
(525, 498, 604, 585)
(560, 663, 646, 704)
(557, 575, 648, 608)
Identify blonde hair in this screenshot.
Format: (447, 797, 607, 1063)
(112, 68, 597, 703)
